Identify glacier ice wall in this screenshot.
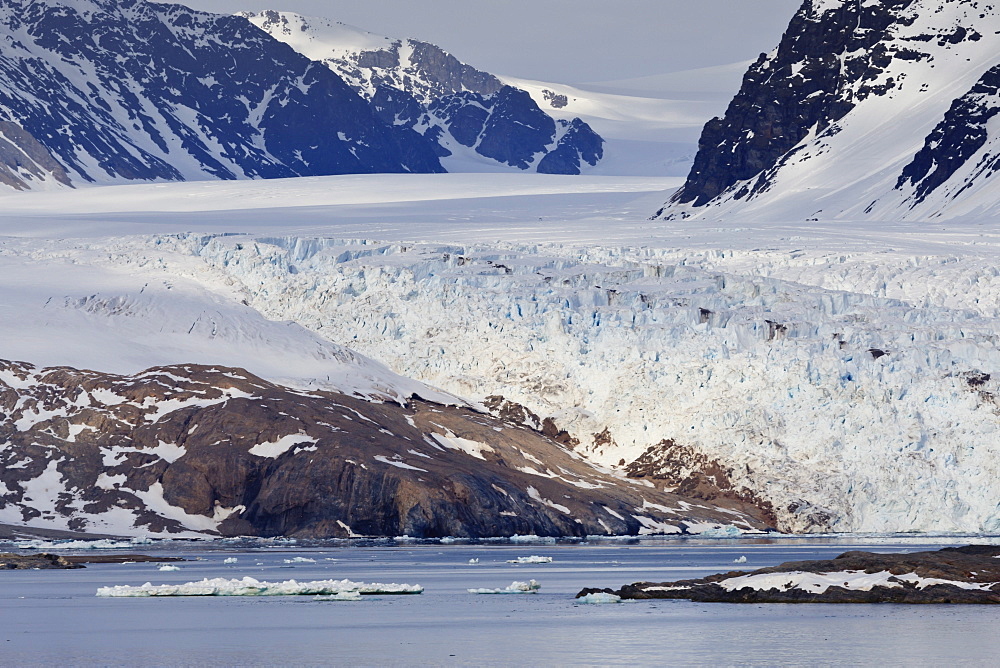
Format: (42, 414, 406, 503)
(168, 233, 1000, 534)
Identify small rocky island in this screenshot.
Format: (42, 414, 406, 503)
(578, 546, 1000, 604)
(1, 553, 81, 569)
(0, 552, 183, 569)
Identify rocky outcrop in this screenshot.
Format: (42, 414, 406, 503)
(581, 545, 1000, 603)
(0, 552, 81, 569)
(625, 440, 780, 529)
(0, 122, 72, 190)
(897, 64, 1000, 204)
(0, 0, 443, 191)
(0, 359, 772, 539)
(242, 11, 603, 175)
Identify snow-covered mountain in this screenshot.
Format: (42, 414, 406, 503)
(241, 11, 604, 175)
(0, 0, 444, 192)
(657, 0, 1000, 222)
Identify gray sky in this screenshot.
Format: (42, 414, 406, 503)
(182, 1, 802, 84)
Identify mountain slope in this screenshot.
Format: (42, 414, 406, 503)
(656, 0, 1000, 222)
(0, 0, 443, 192)
(241, 11, 603, 175)
(0, 359, 770, 538)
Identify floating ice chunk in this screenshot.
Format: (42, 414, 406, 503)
(158, 565, 181, 572)
(314, 591, 364, 602)
(283, 557, 316, 564)
(734, 555, 748, 564)
(96, 577, 423, 597)
(577, 592, 622, 604)
(507, 555, 553, 564)
(509, 535, 557, 544)
(223, 557, 238, 564)
(691, 524, 743, 538)
(468, 579, 541, 594)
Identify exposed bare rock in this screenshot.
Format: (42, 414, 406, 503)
(0, 122, 72, 190)
(625, 440, 779, 528)
(0, 360, 773, 539)
(0, 552, 82, 569)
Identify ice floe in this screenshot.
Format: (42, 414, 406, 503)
(96, 577, 423, 597)
(468, 579, 541, 594)
(314, 591, 364, 602)
(576, 592, 622, 604)
(506, 556, 553, 564)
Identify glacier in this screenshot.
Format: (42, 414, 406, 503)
(1, 174, 999, 535)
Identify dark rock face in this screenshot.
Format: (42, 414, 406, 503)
(0, 552, 81, 569)
(0, 0, 443, 190)
(897, 64, 1000, 204)
(402, 39, 506, 100)
(537, 119, 605, 175)
(0, 360, 771, 539)
(542, 89, 569, 109)
(584, 545, 1000, 604)
(446, 87, 555, 170)
(669, 0, 927, 208)
(242, 11, 603, 174)
(0, 122, 71, 190)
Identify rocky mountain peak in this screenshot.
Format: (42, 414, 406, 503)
(657, 0, 1000, 221)
(0, 0, 445, 192)
(243, 10, 603, 175)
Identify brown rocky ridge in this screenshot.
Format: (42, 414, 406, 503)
(0, 552, 81, 569)
(578, 545, 1000, 604)
(0, 359, 774, 539)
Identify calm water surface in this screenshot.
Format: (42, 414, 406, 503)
(2, 537, 998, 666)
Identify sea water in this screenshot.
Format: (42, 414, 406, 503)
(1, 536, 998, 666)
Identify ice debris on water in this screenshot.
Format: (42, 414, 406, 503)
(223, 557, 238, 564)
(468, 579, 541, 595)
(314, 591, 364, 602)
(158, 565, 181, 572)
(576, 592, 622, 604)
(697, 525, 743, 538)
(507, 556, 553, 564)
(96, 577, 423, 597)
(509, 535, 557, 545)
(13, 537, 154, 550)
(283, 557, 316, 564)
(734, 556, 748, 564)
